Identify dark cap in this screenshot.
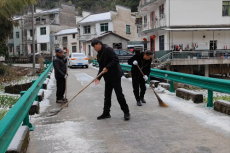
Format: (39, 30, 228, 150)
(55, 48, 63, 53)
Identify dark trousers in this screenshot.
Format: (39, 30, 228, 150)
(132, 76, 146, 101)
(56, 78, 66, 100)
(104, 78, 129, 114)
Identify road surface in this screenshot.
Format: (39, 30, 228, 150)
(27, 66, 230, 153)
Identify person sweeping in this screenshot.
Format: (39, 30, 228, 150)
(92, 39, 130, 121)
(128, 50, 153, 106)
(53, 48, 68, 103)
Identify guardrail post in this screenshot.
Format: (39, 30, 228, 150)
(170, 81, 175, 92)
(20, 91, 34, 131)
(207, 89, 214, 107)
(32, 80, 39, 100)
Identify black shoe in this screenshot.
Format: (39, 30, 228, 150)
(56, 99, 66, 103)
(137, 101, 142, 106)
(61, 97, 68, 102)
(140, 98, 146, 103)
(97, 113, 111, 120)
(124, 113, 130, 121)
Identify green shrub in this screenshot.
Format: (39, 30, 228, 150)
(0, 109, 8, 121)
(0, 95, 19, 108)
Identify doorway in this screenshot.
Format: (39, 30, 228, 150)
(210, 40, 217, 50)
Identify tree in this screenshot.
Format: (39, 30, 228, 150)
(0, 0, 36, 58)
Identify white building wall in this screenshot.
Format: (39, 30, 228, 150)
(170, 0, 230, 26)
(95, 22, 113, 35)
(37, 25, 50, 43)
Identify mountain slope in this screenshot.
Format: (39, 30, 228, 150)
(36, 0, 140, 13)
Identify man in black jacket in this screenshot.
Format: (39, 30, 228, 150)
(128, 50, 153, 106)
(53, 48, 68, 103)
(92, 39, 130, 121)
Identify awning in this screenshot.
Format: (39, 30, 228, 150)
(163, 27, 230, 31)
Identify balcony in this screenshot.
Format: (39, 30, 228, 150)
(140, 16, 166, 33)
(77, 34, 97, 41)
(140, 0, 158, 8)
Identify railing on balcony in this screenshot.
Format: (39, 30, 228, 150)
(141, 15, 166, 32)
(171, 50, 230, 60)
(140, 0, 158, 8)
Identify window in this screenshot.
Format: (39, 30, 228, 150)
(144, 16, 147, 27)
(16, 32, 19, 38)
(73, 34, 75, 39)
(88, 45, 91, 56)
(62, 37, 67, 44)
(40, 27, 46, 35)
(113, 43, 122, 49)
(84, 26, 91, 34)
(30, 29, 35, 37)
(16, 46, 20, 53)
(55, 36, 57, 40)
(36, 17, 40, 22)
(159, 4, 164, 18)
(41, 43, 47, 51)
(126, 25, 131, 34)
(72, 46, 76, 52)
(121, 51, 128, 55)
(49, 14, 55, 19)
(100, 23, 108, 32)
(223, 1, 230, 16)
(159, 35, 164, 50)
(115, 50, 120, 55)
(9, 46, 13, 52)
(9, 33, 13, 39)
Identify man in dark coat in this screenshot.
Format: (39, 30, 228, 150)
(53, 48, 68, 103)
(128, 50, 153, 106)
(91, 39, 130, 121)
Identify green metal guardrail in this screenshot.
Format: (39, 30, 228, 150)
(120, 64, 230, 107)
(0, 62, 53, 153)
(91, 59, 99, 66)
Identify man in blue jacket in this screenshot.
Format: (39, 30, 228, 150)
(92, 39, 130, 121)
(128, 50, 153, 106)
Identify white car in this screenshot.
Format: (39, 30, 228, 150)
(68, 53, 89, 68)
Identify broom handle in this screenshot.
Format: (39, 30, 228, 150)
(59, 71, 104, 109)
(136, 65, 159, 96)
(65, 51, 68, 100)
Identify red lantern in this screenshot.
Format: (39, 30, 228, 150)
(143, 38, 147, 41)
(151, 35, 156, 39)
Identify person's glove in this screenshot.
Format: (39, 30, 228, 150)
(143, 75, 148, 81)
(133, 60, 138, 65)
(64, 75, 68, 79)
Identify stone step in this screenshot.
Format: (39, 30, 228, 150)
(37, 89, 44, 102)
(214, 100, 230, 115)
(43, 78, 49, 90)
(29, 101, 40, 115)
(176, 88, 203, 103)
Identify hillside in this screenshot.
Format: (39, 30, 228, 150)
(36, 0, 140, 13)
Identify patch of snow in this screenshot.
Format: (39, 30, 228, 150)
(177, 88, 202, 94)
(160, 91, 230, 134)
(159, 83, 170, 86)
(7, 126, 29, 150)
(33, 121, 91, 152)
(89, 64, 99, 70)
(75, 73, 94, 86)
(55, 28, 78, 36)
(79, 12, 111, 24)
(215, 100, 230, 105)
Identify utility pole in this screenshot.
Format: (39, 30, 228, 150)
(32, 4, 35, 73)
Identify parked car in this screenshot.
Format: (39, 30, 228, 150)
(68, 53, 89, 68)
(114, 50, 134, 63)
